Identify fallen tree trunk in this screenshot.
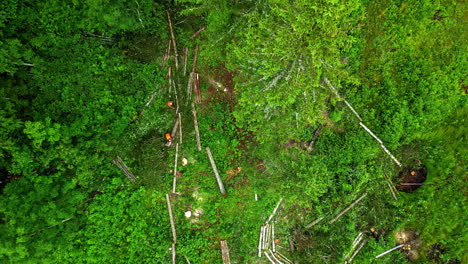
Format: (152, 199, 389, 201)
(307, 125, 323, 152)
(329, 193, 367, 224)
(166, 194, 177, 243)
(206, 147, 226, 195)
(220, 240, 231, 264)
(191, 26, 206, 39)
(167, 11, 178, 69)
(192, 108, 202, 151)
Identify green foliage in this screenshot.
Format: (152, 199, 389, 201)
(0, 0, 465, 263)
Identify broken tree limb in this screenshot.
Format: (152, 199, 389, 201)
(375, 244, 404, 259)
(306, 216, 324, 229)
(167, 11, 178, 69)
(329, 193, 367, 224)
(307, 125, 323, 152)
(166, 194, 177, 243)
(267, 198, 283, 223)
(206, 147, 227, 195)
(346, 239, 368, 264)
(172, 143, 179, 193)
(191, 26, 206, 39)
(220, 240, 231, 264)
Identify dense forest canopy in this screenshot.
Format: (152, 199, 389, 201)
(0, 0, 466, 263)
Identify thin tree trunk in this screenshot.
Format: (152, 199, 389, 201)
(167, 11, 178, 69)
(306, 216, 324, 229)
(166, 194, 177, 243)
(178, 113, 183, 144)
(346, 239, 368, 263)
(220, 240, 231, 264)
(258, 225, 264, 257)
(172, 143, 179, 193)
(172, 242, 176, 264)
(329, 193, 367, 224)
(375, 244, 404, 259)
(192, 108, 202, 151)
(267, 198, 283, 223)
(182, 47, 188, 75)
(264, 251, 276, 264)
(206, 147, 226, 195)
(191, 26, 206, 39)
(307, 125, 323, 152)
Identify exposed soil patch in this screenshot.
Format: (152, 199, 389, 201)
(199, 65, 237, 111)
(396, 165, 427, 193)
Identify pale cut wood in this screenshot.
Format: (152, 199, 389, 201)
(166, 194, 177, 243)
(220, 240, 231, 264)
(258, 225, 264, 257)
(271, 223, 276, 252)
(172, 143, 179, 193)
(359, 122, 383, 144)
(375, 244, 404, 259)
(329, 193, 367, 224)
(264, 251, 276, 264)
(206, 147, 227, 195)
(379, 144, 402, 167)
(167, 11, 178, 68)
(267, 198, 283, 223)
(172, 242, 176, 264)
(269, 249, 283, 264)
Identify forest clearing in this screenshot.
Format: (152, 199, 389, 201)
(0, 0, 466, 263)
